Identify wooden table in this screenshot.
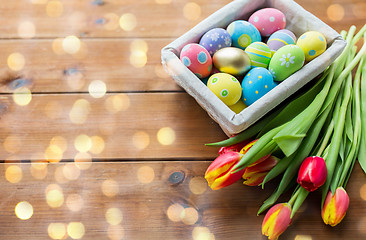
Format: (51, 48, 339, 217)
(0, 0, 365, 239)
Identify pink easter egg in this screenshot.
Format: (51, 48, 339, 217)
(249, 8, 286, 37)
(180, 43, 212, 78)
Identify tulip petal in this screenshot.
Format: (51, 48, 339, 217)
(262, 203, 291, 240)
(322, 187, 349, 227)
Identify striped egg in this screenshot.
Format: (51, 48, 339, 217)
(267, 29, 297, 56)
(245, 42, 271, 68)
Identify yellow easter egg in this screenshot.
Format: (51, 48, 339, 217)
(229, 99, 247, 114)
(296, 31, 327, 62)
(207, 73, 242, 106)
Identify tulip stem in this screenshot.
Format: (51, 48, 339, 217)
(315, 121, 334, 157)
(288, 186, 301, 206)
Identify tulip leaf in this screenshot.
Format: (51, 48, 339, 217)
(273, 134, 306, 157)
(358, 57, 366, 175)
(291, 187, 309, 218)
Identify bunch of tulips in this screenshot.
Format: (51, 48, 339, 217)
(205, 25, 366, 240)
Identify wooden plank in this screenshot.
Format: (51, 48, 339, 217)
(0, 0, 364, 39)
(0, 39, 181, 93)
(1, 161, 366, 239)
(0, 93, 227, 161)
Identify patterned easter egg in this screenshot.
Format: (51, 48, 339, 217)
(226, 20, 261, 50)
(245, 42, 272, 68)
(267, 29, 297, 55)
(242, 67, 278, 106)
(229, 99, 247, 114)
(180, 43, 212, 78)
(296, 31, 327, 61)
(268, 44, 305, 81)
(249, 8, 286, 37)
(207, 73, 242, 106)
(213, 47, 251, 76)
(199, 28, 232, 55)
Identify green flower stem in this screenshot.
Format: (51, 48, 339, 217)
(288, 186, 301, 206)
(315, 121, 334, 156)
(358, 55, 366, 174)
(291, 187, 309, 219)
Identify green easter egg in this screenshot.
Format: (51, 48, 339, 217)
(268, 44, 305, 81)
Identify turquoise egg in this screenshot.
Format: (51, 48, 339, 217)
(226, 20, 261, 50)
(242, 67, 278, 106)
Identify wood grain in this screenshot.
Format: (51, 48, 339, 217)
(0, 93, 227, 161)
(1, 161, 366, 240)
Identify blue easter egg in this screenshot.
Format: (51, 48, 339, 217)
(242, 67, 278, 105)
(199, 28, 232, 55)
(226, 20, 261, 50)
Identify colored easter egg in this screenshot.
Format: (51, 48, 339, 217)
(199, 28, 232, 55)
(242, 67, 278, 106)
(268, 44, 305, 81)
(180, 43, 212, 78)
(245, 42, 272, 68)
(213, 47, 251, 76)
(249, 8, 286, 37)
(296, 31, 327, 61)
(229, 99, 247, 114)
(267, 29, 297, 55)
(226, 20, 261, 50)
(207, 73, 242, 106)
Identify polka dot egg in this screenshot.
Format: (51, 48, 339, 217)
(245, 42, 272, 68)
(267, 29, 297, 56)
(207, 73, 242, 106)
(249, 8, 286, 37)
(199, 28, 232, 55)
(242, 67, 278, 106)
(180, 43, 212, 78)
(296, 31, 327, 61)
(226, 20, 261, 50)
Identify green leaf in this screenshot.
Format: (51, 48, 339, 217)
(273, 134, 306, 157)
(358, 56, 366, 174)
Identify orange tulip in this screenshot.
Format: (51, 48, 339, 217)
(322, 187, 350, 227)
(262, 203, 292, 240)
(242, 155, 279, 186)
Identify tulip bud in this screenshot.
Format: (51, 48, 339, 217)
(262, 203, 292, 240)
(322, 187, 350, 227)
(205, 152, 245, 190)
(219, 139, 249, 155)
(297, 156, 327, 192)
(242, 155, 279, 186)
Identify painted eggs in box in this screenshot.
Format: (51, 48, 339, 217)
(179, 7, 328, 112)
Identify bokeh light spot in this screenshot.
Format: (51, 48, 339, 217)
(137, 166, 155, 184)
(167, 203, 184, 222)
(132, 131, 150, 150)
(105, 94, 130, 113)
(88, 80, 107, 98)
(13, 87, 32, 106)
(5, 165, 22, 183)
(15, 201, 33, 220)
(8, 52, 25, 71)
(106, 208, 123, 225)
(183, 2, 201, 21)
(130, 50, 147, 68)
(4, 135, 22, 153)
(63, 163, 81, 180)
(189, 177, 207, 195)
(66, 194, 84, 212)
(181, 207, 199, 225)
(157, 127, 176, 145)
(67, 222, 85, 239)
(192, 227, 215, 240)
(108, 225, 124, 240)
(74, 134, 92, 153)
(74, 152, 93, 170)
(119, 13, 137, 31)
(130, 40, 148, 53)
(90, 136, 105, 154)
(45, 144, 63, 163)
(327, 4, 344, 22)
(69, 99, 91, 124)
(18, 21, 36, 38)
(48, 223, 67, 240)
(46, 0, 64, 18)
(103, 13, 120, 31)
(46, 184, 64, 208)
(360, 184, 366, 201)
(63, 36, 81, 54)
(294, 235, 313, 240)
(52, 38, 66, 55)
(50, 136, 68, 153)
(155, 0, 172, 4)
(102, 179, 119, 197)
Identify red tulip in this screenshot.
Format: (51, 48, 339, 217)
(242, 155, 279, 186)
(297, 156, 327, 192)
(322, 187, 350, 227)
(262, 203, 292, 240)
(218, 139, 249, 155)
(205, 152, 245, 190)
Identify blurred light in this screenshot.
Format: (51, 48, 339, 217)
(107, 225, 124, 240)
(360, 184, 366, 201)
(68, 12, 87, 32)
(102, 179, 119, 197)
(54, 166, 68, 183)
(18, 21, 36, 38)
(67, 222, 85, 239)
(132, 131, 150, 150)
(69, 99, 91, 124)
(157, 127, 176, 145)
(183, 2, 201, 21)
(52, 38, 65, 55)
(119, 13, 137, 31)
(31, 0, 48, 3)
(189, 177, 207, 195)
(167, 203, 184, 222)
(64, 69, 85, 90)
(8, 52, 25, 71)
(106, 208, 123, 225)
(74, 152, 92, 170)
(154, 64, 169, 78)
(46, 184, 64, 208)
(90, 136, 105, 154)
(46, 0, 63, 18)
(137, 166, 155, 184)
(4, 135, 21, 153)
(181, 207, 199, 225)
(192, 227, 215, 240)
(48, 223, 67, 240)
(31, 161, 48, 180)
(352, 2, 366, 19)
(130, 50, 147, 68)
(103, 13, 120, 31)
(50, 136, 68, 153)
(63, 163, 81, 180)
(5, 165, 22, 183)
(294, 235, 313, 240)
(130, 40, 148, 53)
(74, 134, 92, 153)
(155, 0, 172, 4)
(327, 4, 344, 22)
(12, 87, 32, 106)
(45, 144, 63, 163)
(63, 36, 81, 54)
(105, 94, 130, 113)
(15, 201, 33, 220)
(66, 194, 84, 212)
(44, 101, 64, 119)
(88, 80, 107, 98)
